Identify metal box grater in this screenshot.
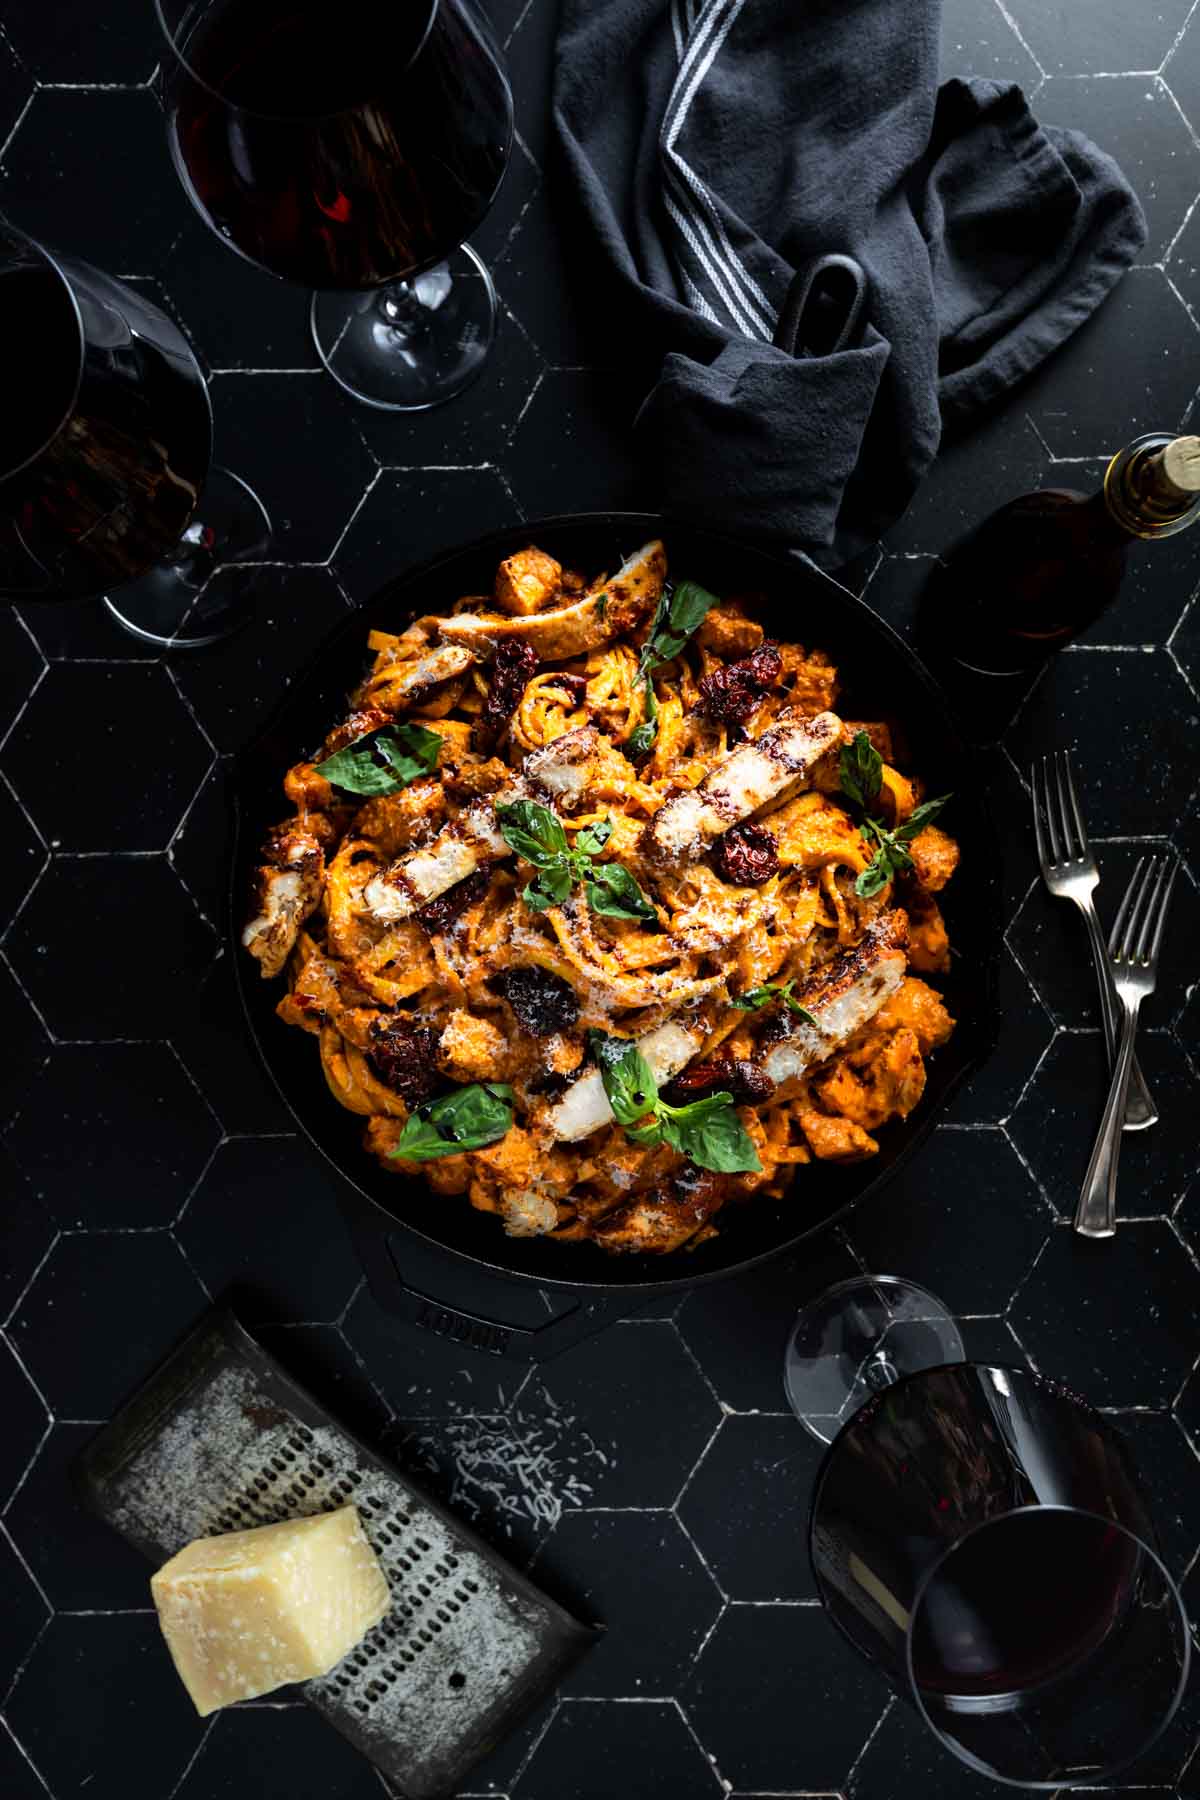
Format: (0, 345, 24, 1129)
(78, 1306, 595, 1798)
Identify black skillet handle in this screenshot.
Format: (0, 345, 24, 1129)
(343, 1204, 640, 1361)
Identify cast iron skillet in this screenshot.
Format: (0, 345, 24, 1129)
(231, 514, 1000, 1358)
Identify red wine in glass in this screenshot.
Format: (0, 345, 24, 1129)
(0, 218, 270, 645)
(157, 0, 513, 410)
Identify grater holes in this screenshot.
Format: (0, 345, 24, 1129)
(449, 1671, 466, 1690)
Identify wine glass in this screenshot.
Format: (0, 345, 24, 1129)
(787, 1283, 1190, 1788)
(154, 0, 513, 412)
(0, 216, 271, 647)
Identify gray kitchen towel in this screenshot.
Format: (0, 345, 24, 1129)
(553, 0, 1147, 564)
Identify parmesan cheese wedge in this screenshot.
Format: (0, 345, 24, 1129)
(150, 1505, 389, 1717)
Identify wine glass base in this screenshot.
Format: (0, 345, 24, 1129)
(311, 243, 498, 412)
(103, 466, 272, 650)
(784, 1274, 964, 1444)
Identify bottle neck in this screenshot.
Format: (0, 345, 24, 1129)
(1102, 433, 1200, 539)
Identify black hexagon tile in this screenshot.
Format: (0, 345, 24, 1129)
(0, 608, 42, 740)
(677, 1414, 825, 1602)
(0, 89, 187, 271)
(676, 1232, 860, 1415)
(1103, 1410, 1200, 1577)
(1165, 9, 1200, 137)
(6, 0, 159, 82)
(0, 961, 48, 1122)
(494, 183, 616, 370)
(178, 1136, 362, 1325)
(1006, 648, 1200, 839)
(884, 401, 1048, 558)
(1017, 269, 1195, 460)
(847, 1125, 1049, 1313)
(15, 591, 161, 662)
(7, 1232, 204, 1419)
(0, 33, 31, 153)
(1013, 0, 1192, 75)
(1073, 495, 1200, 648)
(942, 945, 1054, 1127)
(175, 1702, 383, 1800)
(5, 1423, 151, 1612)
(5, 1041, 219, 1229)
(0, 1335, 48, 1512)
(514, 1699, 721, 1800)
(355, 299, 544, 470)
(209, 373, 377, 564)
(1174, 588, 1200, 696)
(530, 1512, 722, 1695)
(470, 134, 542, 269)
(848, 1697, 1020, 1800)
(170, 950, 294, 1137)
(1010, 848, 1200, 1031)
(1008, 1032, 1196, 1219)
(0, 1531, 47, 1704)
(333, 466, 521, 602)
(3, 664, 210, 852)
(0, 1720, 45, 1800)
(0, 1148, 53, 1324)
(939, 0, 1041, 85)
(4, 855, 214, 1039)
(1009, 1222, 1200, 1407)
(0, 777, 42, 928)
(507, 367, 651, 519)
(169, 759, 232, 929)
(253, 1321, 392, 1446)
(169, 565, 350, 757)
(684, 1604, 886, 1793)
(6, 1615, 205, 1799)
(1038, 76, 1200, 260)
(160, 216, 319, 375)
(526, 1322, 720, 1510)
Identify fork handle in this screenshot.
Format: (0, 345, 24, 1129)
(1078, 899, 1157, 1131)
(1075, 1001, 1140, 1239)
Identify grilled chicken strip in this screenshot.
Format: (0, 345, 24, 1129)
(643, 710, 842, 865)
(435, 541, 667, 660)
(362, 726, 600, 926)
(372, 642, 477, 711)
(546, 1019, 704, 1143)
(761, 910, 910, 1093)
(242, 822, 326, 978)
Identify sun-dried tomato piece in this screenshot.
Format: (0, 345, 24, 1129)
(662, 1058, 775, 1106)
(474, 640, 540, 749)
(696, 642, 783, 725)
(367, 1017, 441, 1103)
(714, 822, 780, 886)
(415, 868, 490, 934)
(492, 965, 579, 1037)
(552, 672, 587, 701)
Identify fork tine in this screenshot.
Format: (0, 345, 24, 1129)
(1030, 761, 1049, 869)
(1053, 752, 1078, 859)
(1147, 859, 1179, 967)
(1137, 853, 1165, 964)
(1061, 751, 1089, 858)
(1133, 856, 1169, 964)
(1109, 854, 1147, 958)
(1040, 757, 1064, 864)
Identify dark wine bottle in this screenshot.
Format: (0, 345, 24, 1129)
(925, 432, 1200, 676)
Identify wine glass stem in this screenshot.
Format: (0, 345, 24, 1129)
(864, 1349, 899, 1391)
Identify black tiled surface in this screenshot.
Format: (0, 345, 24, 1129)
(1, 5, 1198, 1800)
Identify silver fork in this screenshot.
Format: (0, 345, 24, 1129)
(1030, 753, 1157, 1131)
(1075, 855, 1178, 1239)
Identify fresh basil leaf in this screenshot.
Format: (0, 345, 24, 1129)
(893, 793, 951, 843)
(838, 730, 883, 811)
(317, 723, 442, 797)
(523, 862, 573, 912)
(627, 713, 658, 759)
(574, 817, 613, 858)
(855, 850, 897, 899)
(496, 798, 568, 868)
(587, 1031, 659, 1126)
(784, 998, 820, 1027)
(652, 578, 719, 663)
(584, 863, 658, 923)
(388, 1081, 513, 1161)
(675, 1103, 762, 1174)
